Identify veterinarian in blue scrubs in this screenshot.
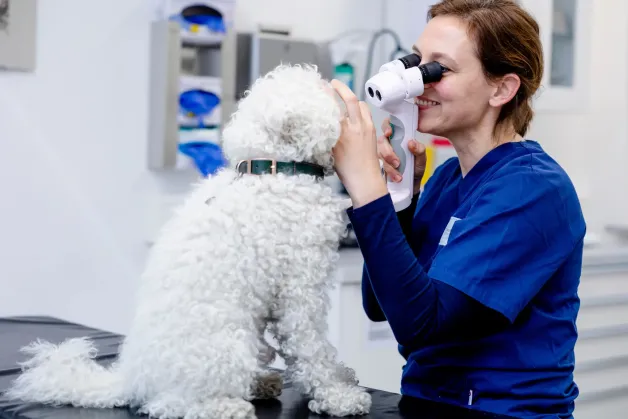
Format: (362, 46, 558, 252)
(330, 1, 586, 419)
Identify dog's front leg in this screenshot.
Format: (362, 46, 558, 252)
(273, 285, 371, 417)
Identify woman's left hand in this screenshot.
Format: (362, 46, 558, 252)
(331, 79, 388, 208)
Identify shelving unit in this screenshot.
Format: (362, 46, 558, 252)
(147, 1, 234, 173)
(573, 248, 628, 417)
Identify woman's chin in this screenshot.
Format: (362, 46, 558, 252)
(417, 121, 438, 136)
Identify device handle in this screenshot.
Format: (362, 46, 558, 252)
(385, 101, 417, 212)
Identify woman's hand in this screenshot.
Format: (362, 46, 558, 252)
(378, 118, 428, 196)
(330, 79, 388, 208)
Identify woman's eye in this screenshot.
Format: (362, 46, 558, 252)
(437, 62, 450, 72)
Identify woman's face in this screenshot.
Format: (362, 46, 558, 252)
(413, 16, 495, 138)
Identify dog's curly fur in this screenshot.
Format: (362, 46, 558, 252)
(4, 64, 372, 418)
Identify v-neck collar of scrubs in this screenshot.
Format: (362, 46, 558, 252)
(456, 140, 540, 205)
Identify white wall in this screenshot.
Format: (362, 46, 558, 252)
(233, 0, 383, 40)
(0, 0, 388, 334)
(526, 0, 628, 242)
(0, 0, 198, 334)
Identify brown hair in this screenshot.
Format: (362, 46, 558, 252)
(427, 0, 544, 137)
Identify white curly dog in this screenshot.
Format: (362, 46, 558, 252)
(5, 64, 372, 418)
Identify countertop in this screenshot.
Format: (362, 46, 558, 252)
(0, 316, 517, 419)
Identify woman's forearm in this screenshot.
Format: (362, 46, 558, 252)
(348, 194, 508, 347)
(361, 268, 387, 322)
(359, 193, 419, 323)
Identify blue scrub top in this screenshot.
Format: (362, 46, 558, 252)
(347, 140, 586, 419)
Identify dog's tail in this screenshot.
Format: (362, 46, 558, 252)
(4, 337, 128, 408)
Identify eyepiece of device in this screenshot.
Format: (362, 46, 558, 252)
(398, 53, 421, 69)
(419, 61, 445, 84)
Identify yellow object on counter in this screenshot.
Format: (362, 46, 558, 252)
(421, 145, 435, 187)
(420, 137, 457, 188)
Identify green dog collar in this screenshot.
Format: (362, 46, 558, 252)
(236, 159, 325, 179)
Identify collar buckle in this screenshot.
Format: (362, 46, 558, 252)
(236, 159, 277, 175)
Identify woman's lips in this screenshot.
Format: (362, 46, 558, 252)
(415, 97, 440, 110)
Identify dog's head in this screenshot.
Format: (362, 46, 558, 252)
(221, 64, 342, 174)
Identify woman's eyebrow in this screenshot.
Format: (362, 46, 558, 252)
(412, 45, 457, 67)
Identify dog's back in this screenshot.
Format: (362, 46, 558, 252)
(140, 167, 347, 300)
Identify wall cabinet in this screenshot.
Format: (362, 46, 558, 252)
(519, 0, 592, 111)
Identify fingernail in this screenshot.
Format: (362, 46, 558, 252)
(393, 160, 400, 168)
(395, 174, 402, 182)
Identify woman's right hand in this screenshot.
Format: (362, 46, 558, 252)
(377, 118, 428, 196)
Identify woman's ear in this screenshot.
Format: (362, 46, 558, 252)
(489, 73, 521, 107)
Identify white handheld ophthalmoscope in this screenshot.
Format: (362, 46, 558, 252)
(364, 53, 446, 212)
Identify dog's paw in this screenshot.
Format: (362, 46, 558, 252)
(252, 370, 283, 399)
(308, 385, 371, 417)
(335, 363, 359, 386)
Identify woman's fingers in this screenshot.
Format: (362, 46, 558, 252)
(377, 135, 399, 168)
(382, 161, 401, 182)
(358, 101, 373, 123)
(380, 118, 392, 137)
(409, 140, 427, 172)
(409, 140, 426, 158)
(358, 101, 376, 139)
(331, 79, 361, 123)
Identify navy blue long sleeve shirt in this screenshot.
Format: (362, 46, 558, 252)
(347, 192, 509, 348)
(345, 141, 586, 418)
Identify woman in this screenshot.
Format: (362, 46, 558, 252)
(331, 0, 586, 418)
